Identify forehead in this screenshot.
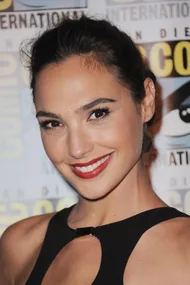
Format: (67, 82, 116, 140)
(34, 55, 127, 110)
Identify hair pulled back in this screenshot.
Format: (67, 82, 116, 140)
(23, 15, 156, 152)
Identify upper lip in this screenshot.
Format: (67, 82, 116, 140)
(70, 152, 113, 167)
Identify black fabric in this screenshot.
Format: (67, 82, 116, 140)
(25, 206, 188, 285)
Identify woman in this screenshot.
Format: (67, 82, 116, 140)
(0, 15, 190, 285)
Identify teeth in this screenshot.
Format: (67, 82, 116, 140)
(86, 165, 93, 172)
(74, 155, 110, 173)
(83, 167, 88, 173)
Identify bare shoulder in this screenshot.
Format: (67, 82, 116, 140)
(172, 214, 190, 258)
(159, 212, 190, 246)
(148, 212, 190, 279)
(124, 212, 190, 284)
(0, 212, 54, 284)
(158, 214, 190, 280)
(148, 212, 190, 254)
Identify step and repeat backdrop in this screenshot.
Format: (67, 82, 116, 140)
(0, 0, 190, 235)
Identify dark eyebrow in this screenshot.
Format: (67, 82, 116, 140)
(36, 98, 117, 119)
(81, 98, 117, 111)
(36, 111, 60, 119)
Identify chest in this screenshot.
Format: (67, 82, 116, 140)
(42, 236, 101, 285)
(40, 235, 186, 285)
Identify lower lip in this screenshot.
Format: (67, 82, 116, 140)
(71, 153, 113, 179)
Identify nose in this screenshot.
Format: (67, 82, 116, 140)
(67, 127, 94, 159)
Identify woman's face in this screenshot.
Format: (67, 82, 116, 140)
(35, 56, 151, 200)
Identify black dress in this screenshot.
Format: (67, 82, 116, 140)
(25, 205, 188, 284)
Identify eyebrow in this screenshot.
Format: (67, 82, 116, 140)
(36, 111, 60, 119)
(81, 98, 117, 111)
(36, 98, 117, 119)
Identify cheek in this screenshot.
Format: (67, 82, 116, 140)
(101, 111, 143, 150)
(41, 133, 67, 163)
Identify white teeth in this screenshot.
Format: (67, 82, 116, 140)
(83, 168, 87, 173)
(86, 165, 93, 172)
(74, 155, 110, 173)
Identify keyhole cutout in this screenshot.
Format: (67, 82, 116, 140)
(42, 234, 102, 285)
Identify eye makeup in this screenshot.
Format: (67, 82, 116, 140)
(37, 105, 112, 132)
(38, 119, 62, 130)
(88, 107, 111, 121)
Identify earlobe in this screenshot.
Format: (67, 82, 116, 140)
(141, 78, 156, 123)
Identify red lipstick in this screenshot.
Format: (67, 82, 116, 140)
(70, 152, 114, 167)
(71, 152, 114, 179)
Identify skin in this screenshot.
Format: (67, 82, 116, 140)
(1, 55, 190, 285)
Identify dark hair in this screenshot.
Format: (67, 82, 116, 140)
(22, 15, 156, 152)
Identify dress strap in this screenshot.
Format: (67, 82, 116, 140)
(25, 206, 75, 285)
(92, 207, 188, 285)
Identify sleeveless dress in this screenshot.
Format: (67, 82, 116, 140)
(25, 205, 188, 284)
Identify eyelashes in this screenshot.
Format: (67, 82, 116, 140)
(88, 107, 110, 121)
(38, 107, 111, 131)
(38, 120, 62, 130)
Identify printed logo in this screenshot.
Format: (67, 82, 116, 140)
(13, 0, 87, 11)
(162, 81, 190, 149)
(0, 0, 13, 11)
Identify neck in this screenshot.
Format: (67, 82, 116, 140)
(68, 160, 167, 228)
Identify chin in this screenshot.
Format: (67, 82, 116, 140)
(72, 178, 122, 201)
(79, 189, 112, 201)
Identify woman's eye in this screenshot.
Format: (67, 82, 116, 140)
(89, 108, 109, 120)
(39, 120, 62, 130)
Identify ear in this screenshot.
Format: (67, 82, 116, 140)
(141, 78, 156, 123)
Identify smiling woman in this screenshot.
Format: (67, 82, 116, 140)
(1, 15, 190, 285)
